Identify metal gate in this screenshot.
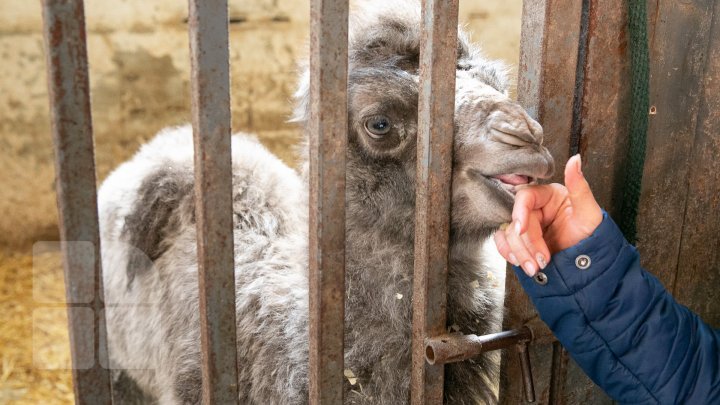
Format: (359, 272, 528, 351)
(41, 0, 720, 404)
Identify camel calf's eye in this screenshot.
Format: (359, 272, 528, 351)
(364, 115, 392, 138)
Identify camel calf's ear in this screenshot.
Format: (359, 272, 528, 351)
(122, 168, 195, 285)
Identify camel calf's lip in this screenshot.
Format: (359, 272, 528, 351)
(491, 174, 532, 186)
(467, 169, 539, 197)
(488, 176, 535, 196)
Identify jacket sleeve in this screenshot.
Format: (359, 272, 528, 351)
(513, 212, 720, 404)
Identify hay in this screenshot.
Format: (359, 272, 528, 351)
(0, 251, 74, 404)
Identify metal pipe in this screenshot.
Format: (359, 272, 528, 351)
(187, 0, 239, 403)
(307, 0, 349, 403)
(410, 0, 460, 403)
(40, 0, 112, 403)
(517, 341, 536, 403)
(424, 326, 533, 365)
(548, 341, 568, 404)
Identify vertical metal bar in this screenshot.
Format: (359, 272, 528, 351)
(551, 2, 630, 400)
(308, 0, 348, 403)
(517, 343, 536, 403)
(507, 0, 628, 403)
(517, 0, 584, 178)
(40, 0, 112, 403)
(500, 1, 584, 403)
(548, 341, 569, 404)
(188, 0, 239, 403)
(410, 0, 459, 404)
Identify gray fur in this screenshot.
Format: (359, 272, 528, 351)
(123, 168, 195, 286)
(99, 1, 554, 404)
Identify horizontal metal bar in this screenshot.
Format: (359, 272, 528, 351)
(188, 0, 239, 403)
(410, 0, 460, 403)
(424, 327, 533, 365)
(307, 0, 349, 403)
(40, 0, 112, 403)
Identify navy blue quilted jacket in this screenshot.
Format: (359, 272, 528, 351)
(514, 213, 720, 404)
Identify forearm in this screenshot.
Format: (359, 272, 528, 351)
(514, 213, 720, 403)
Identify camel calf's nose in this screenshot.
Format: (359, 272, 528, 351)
(487, 103, 543, 146)
(487, 103, 544, 146)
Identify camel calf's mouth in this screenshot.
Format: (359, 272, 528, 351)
(489, 174, 535, 196)
(466, 168, 541, 197)
(492, 174, 532, 186)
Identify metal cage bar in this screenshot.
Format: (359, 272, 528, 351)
(188, 0, 240, 403)
(410, 0, 459, 403)
(41, 0, 112, 403)
(498, 0, 584, 403)
(307, 0, 349, 403)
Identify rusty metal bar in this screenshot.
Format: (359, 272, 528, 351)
(424, 327, 533, 366)
(425, 327, 536, 402)
(501, 0, 584, 403)
(506, 0, 629, 403)
(307, 0, 349, 403)
(548, 341, 568, 404)
(410, 0, 459, 404)
(188, 0, 239, 403)
(40, 0, 112, 403)
(517, 342, 536, 403)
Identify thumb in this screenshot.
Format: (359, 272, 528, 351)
(564, 154, 602, 228)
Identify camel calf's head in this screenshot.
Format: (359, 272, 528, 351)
(295, 0, 554, 238)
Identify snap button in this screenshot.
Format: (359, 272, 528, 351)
(575, 255, 591, 270)
(534, 272, 548, 285)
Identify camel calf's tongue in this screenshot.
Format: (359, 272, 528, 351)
(493, 174, 530, 186)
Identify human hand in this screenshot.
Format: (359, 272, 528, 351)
(493, 154, 603, 276)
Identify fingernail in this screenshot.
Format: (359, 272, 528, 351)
(514, 221, 522, 234)
(576, 154, 583, 174)
(499, 222, 510, 231)
(536, 254, 547, 269)
(508, 253, 520, 266)
(523, 261, 537, 276)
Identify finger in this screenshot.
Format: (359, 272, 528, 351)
(537, 183, 570, 229)
(513, 184, 568, 233)
(523, 212, 551, 269)
(564, 154, 603, 232)
(493, 229, 518, 266)
(512, 185, 556, 233)
(505, 221, 538, 276)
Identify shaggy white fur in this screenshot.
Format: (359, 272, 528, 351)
(100, 126, 310, 403)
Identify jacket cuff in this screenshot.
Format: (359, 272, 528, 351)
(513, 211, 631, 298)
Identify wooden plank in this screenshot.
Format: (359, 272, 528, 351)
(187, 0, 239, 403)
(40, 0, 113, 403)
(501, 0, 582, 403)
(636, 0, 715, 289)
(674, 2, 720, 328)
(307, 0, 348, 403)
(410, 0, 459, 403)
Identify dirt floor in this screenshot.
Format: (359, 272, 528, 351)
(0, 1, 521, 403)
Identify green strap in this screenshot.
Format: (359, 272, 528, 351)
(619, 0, 650, 244)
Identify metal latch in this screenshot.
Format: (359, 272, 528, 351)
(424, 326, 536, 403)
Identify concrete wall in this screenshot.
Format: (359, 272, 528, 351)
(0, 0, 521, 252)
